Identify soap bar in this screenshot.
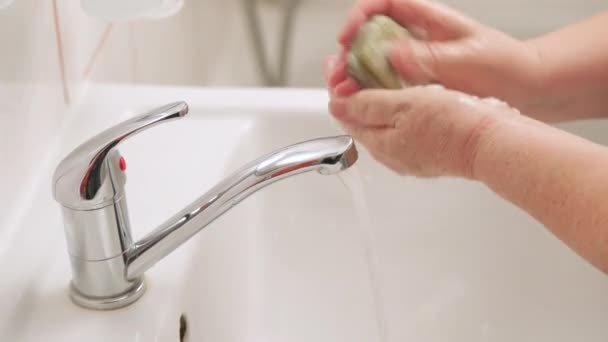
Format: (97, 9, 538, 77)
(347, 15, 410, 89)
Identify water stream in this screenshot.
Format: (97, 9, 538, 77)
(338, 168, 388, 342)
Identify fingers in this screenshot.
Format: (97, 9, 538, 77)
(387, 0, 477, 40)
(338, 0, 389, 46)
(339, 121, 389, 152)
(334, 78, 361, 97)
(331, 0, 480, 97)
(329, 89, 408, 127)
(338, 120, 408, 174)
(388, 39, 436, 84)
(325, 50, 360, 97)
(323, 55, 339, 84)
(389, 38, 467, 84)
(339, 0, 478, 47)
(327, 50, 348, 87)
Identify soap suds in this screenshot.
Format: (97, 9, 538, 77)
(414, 83, 521, 115)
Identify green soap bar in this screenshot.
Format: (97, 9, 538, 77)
(347, 15, 410, 89)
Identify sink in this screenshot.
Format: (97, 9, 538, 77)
(2, 84, 608, 341)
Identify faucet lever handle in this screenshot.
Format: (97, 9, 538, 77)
(52, 101, 189, 210)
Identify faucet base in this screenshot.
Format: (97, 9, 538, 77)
(69, 276, 146, 310)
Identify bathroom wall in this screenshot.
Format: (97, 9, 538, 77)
(91, 0, 608, 87)
(0, 0, 107, 237)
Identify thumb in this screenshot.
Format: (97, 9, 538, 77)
(389, 38, 463, 85)
(388, 0, 478, 41)
(323, 55, 338, 84)
(339, 0, 478, 46)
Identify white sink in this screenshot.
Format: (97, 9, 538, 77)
(2, 84, 608, 341)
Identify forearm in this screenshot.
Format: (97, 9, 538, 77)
(525, 12, 608, 122)
(474, 115, 608, 273)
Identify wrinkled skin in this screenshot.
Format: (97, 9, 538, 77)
(324, 0, 541, 178)
(347, 15, 410, 89)
(323, 0, 608, 274)
(328, 0, 542, 117)
(325, 80, 520, 178)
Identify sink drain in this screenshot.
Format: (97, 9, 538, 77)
(179, 314, 188, 342)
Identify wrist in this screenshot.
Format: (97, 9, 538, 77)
(517, 39, 543, 101)
(467, 30, 551, 121)
(468, 112, 533, 182)
(519, 39, 559, 121)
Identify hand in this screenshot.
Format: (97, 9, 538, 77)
(325, 82, 521, 178)
(328, 0, 543, 116)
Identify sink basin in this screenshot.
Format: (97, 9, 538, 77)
(2, 84, 608, 341)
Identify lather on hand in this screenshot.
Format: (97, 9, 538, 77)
(324, 0, 608, 274)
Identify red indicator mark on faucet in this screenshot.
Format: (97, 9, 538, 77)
(119, 156, 127, 171)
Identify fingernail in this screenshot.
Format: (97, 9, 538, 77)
(328, 54, 348, 88)
(323, 56, 337, 85)
(324, 55, 337, 75)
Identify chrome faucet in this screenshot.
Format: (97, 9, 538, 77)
(52, 101, 358, 310)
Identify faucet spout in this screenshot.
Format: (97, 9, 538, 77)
(53, 101, 359, 310)
(125, 135, 358, 280)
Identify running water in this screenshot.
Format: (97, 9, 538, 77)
(337, 168, 388, 342)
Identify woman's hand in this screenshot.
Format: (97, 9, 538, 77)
(328, 0, 543, 117)
(322, 2, 608, 274)
(326, 83, 521, 178)
(325, 58, 608, 275)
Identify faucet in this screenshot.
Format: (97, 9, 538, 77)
(52, 101, 358, 310)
